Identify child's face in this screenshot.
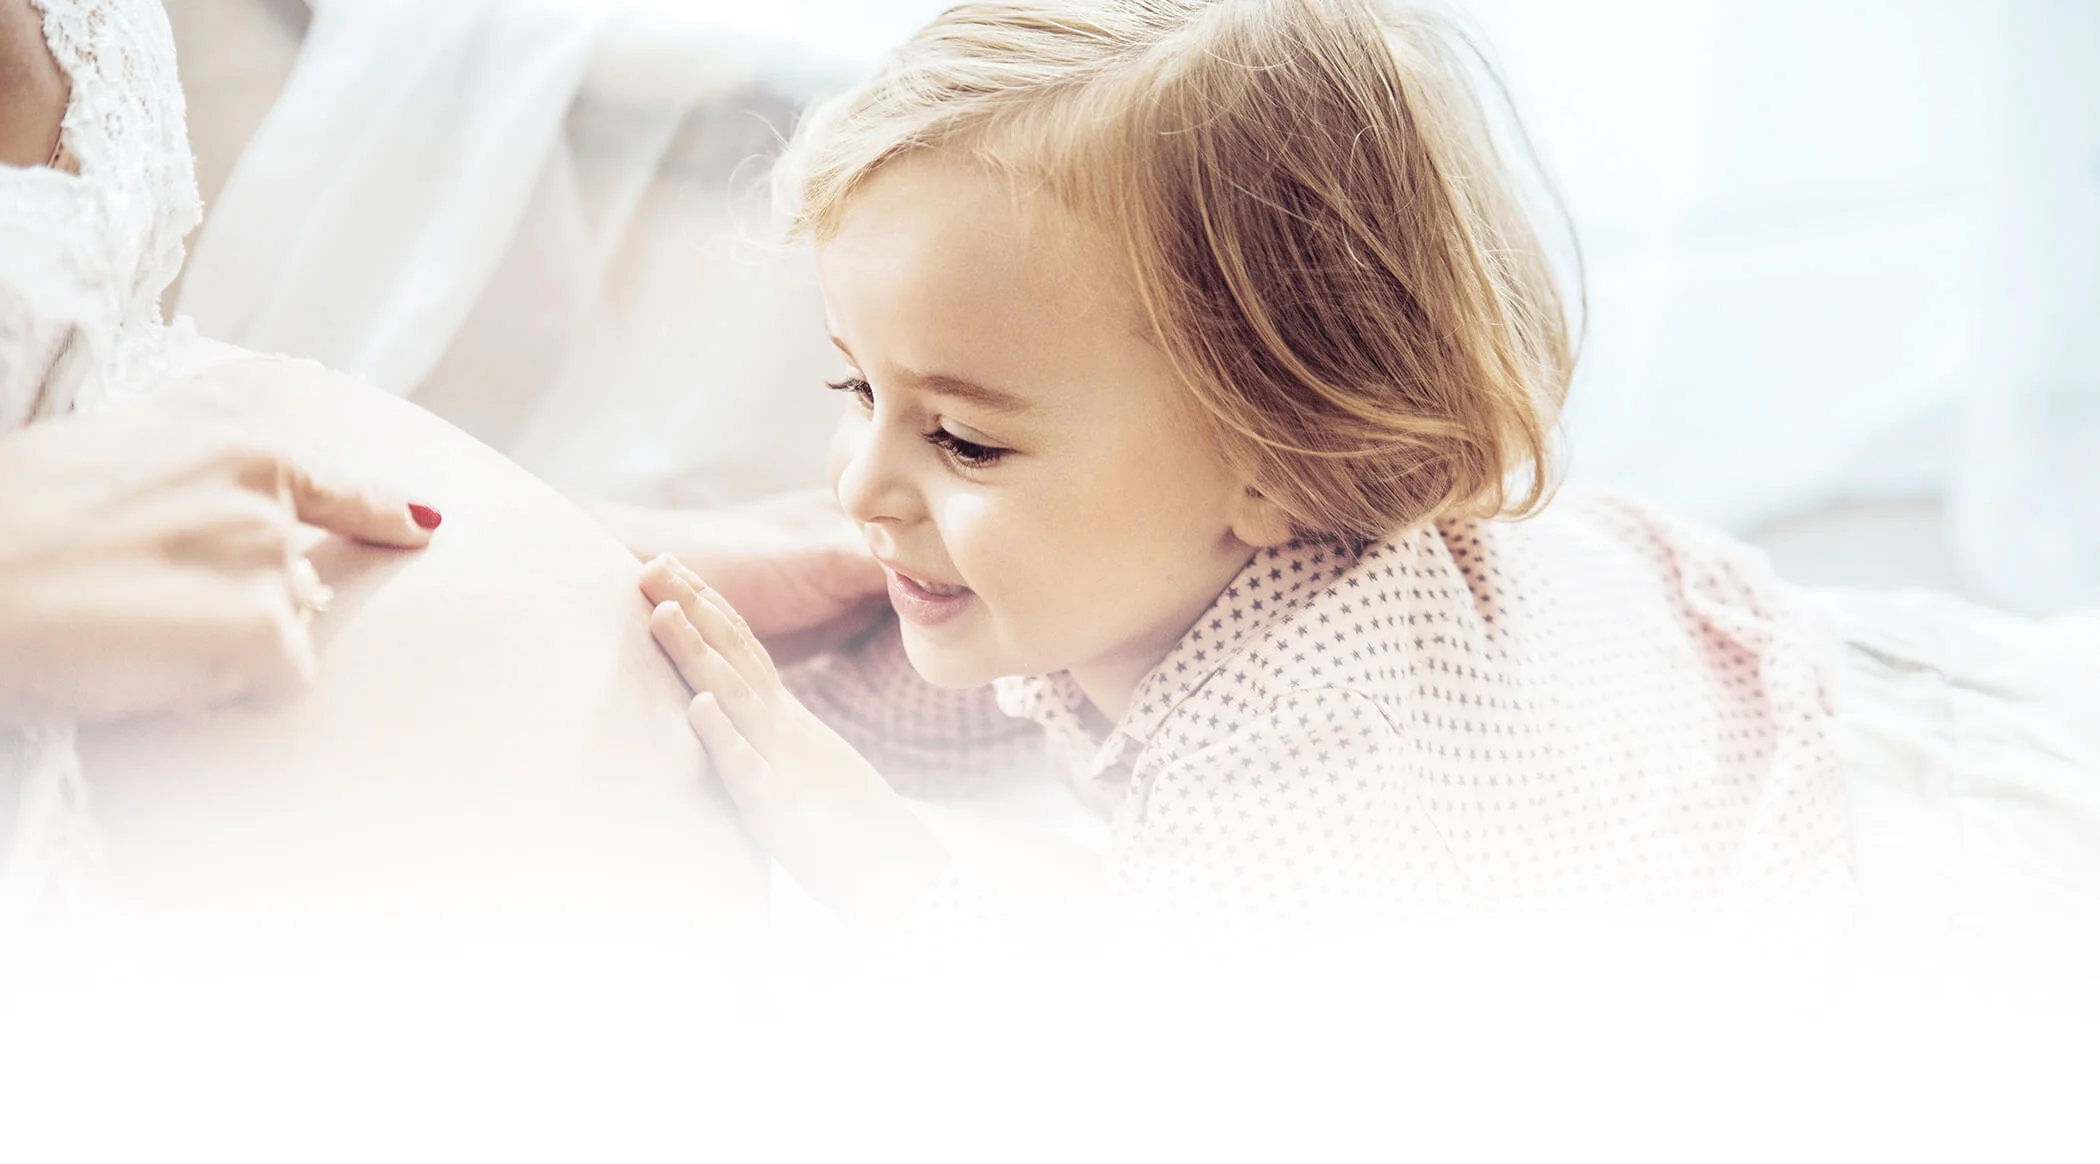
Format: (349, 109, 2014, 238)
(818, 152, 1283, 719)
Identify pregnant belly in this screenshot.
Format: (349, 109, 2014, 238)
(75, 357, 766, 972)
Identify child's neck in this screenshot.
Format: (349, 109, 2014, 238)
(1065, 542, 1263, 729)
(1067, 662, 1152, 728)
(1066, 589, 1236, 726)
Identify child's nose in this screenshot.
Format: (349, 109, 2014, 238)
(831, 419, 919, 527)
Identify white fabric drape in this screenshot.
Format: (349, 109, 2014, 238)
(178, 0, 852, 507)
(180, 0, 2100, 612)
(174, 0, 610, 400)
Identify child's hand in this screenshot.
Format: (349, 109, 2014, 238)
(640, 554, 948, 930)
(600, 491, 889, 664)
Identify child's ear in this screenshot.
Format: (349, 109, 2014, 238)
(1229, 484, 1296, 548)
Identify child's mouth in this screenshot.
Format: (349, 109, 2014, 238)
(886, 568, 975, 627)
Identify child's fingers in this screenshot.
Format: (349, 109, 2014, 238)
(671, 557, 746, 630)
(678, 576, 777, 689)
(687, 692, 774, 820)
(642, 556, 775, 689)
(650, 601, 777, 746)
(639, 558, 686, 611)
(668, 558, 778, 684)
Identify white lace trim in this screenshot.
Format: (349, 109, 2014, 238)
(0, 726, 102, 933)
(0, 0, 198, 426)
(1, 0, 198, 927)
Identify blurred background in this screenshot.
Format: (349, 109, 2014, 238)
(161, 0, 2099, 615)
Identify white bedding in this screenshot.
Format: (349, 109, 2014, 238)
(1811, 586, 2100, 977)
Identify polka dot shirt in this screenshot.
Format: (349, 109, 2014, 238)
(786, 485, 1853, 924)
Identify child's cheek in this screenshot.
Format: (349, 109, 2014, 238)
(934, 494, 1014, 608)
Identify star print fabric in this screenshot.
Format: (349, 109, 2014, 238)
(791, 484, 1853, 927)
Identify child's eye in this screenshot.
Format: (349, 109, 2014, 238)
(927, 427, 1008, 469)
(826, 376, 875, 410)
(828, 377, 1006, 469)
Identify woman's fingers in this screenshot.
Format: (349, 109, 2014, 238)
(280, 456, 441, 548)
(238, 577, 323, 704)
(162, 490, 299, 570)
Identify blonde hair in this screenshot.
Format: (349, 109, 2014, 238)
(776, 0, 1576, 540)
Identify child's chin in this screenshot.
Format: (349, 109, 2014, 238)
(897, 631, 1001, 689)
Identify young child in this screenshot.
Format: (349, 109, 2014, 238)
(638, 0, 1850, 934)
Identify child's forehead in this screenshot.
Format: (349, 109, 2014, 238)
(815, 156, 1193, 420)
(839, 153, 1126, 279)
(820, 151, 1153, 340)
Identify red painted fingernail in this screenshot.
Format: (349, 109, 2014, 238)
(409, 504, 443, 530)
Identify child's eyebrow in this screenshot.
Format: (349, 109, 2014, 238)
(828, 333, 1034, 415)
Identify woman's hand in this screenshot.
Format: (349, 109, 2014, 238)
(597, 491, 887, 664)
(640, 554, 947, 930)
(0, 373, 442, 725)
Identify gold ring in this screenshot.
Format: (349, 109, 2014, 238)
(289, 557, 334, 623)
